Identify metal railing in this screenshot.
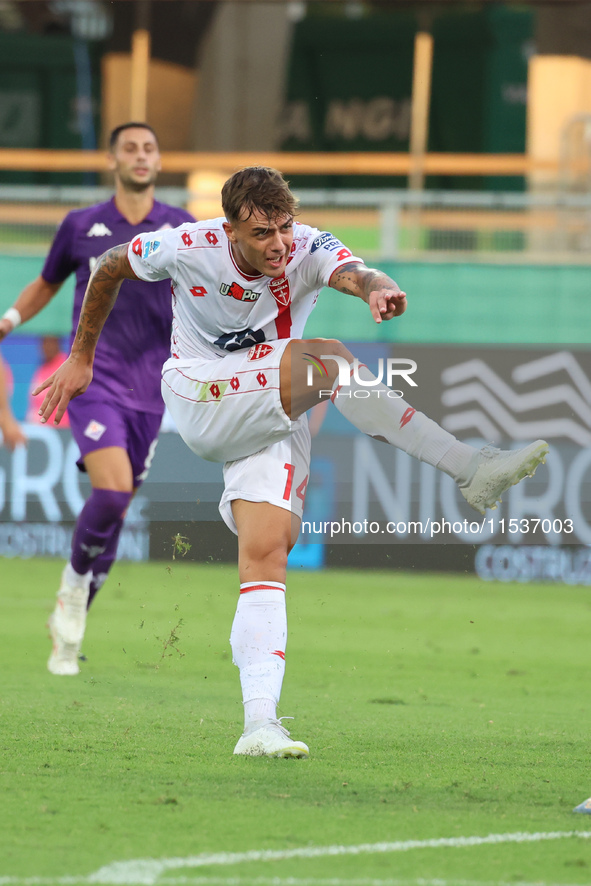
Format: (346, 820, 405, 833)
(1, 185, 591, 263)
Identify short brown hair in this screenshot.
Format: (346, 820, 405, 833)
(109, 122, 159, 150)
(221, 166, 299, 224)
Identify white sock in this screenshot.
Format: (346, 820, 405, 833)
(331, 363, 475, 479)
(230, 582, 287, 732)
(63, 562, 90, 592)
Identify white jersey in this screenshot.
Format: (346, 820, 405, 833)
(127, 219, 363, 361)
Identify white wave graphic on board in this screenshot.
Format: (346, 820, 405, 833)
(441, 352, 591, 446)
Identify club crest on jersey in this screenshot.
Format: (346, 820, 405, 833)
(248, 343, 274, 361)
(268, 275, 290, 307)
(220, 281, 260, 302)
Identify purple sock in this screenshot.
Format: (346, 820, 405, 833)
(88, 516, 124, 609)
(70, 489, 132, 585)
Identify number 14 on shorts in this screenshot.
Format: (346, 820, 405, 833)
(283, 463, 308, 503)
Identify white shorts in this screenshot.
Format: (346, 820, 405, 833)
(161, 340, 292, 463)
(219, 419, 312, 535)
(161, 341, 312, 535)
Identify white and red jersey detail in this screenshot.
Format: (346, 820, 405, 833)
(127, 219, 363, 360)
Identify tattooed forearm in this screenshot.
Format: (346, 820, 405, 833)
(330, 263, 398, 301)
(72, 244, 135, 355)
(359, 269, 393, 300)
(330, 262, 365, 298)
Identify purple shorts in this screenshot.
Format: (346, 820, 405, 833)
(68, 390, 163, 488)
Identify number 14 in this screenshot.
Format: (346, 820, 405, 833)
(283, 463, 308, 503)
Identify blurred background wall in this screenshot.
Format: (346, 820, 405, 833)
(1, 0, 590, 577)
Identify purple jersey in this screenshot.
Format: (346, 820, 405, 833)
(42, 198, 194, 414)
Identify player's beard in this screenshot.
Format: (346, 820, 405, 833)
(118, 170, 158, 193)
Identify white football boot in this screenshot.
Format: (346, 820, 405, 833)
(233, 719, 309, 758)
(47, 566, 91, 676)
(459, 440, 549, 515)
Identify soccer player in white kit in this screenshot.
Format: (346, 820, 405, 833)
(35, 167, 549, 758)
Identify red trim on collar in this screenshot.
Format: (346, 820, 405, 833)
(227, 239, 264, 281)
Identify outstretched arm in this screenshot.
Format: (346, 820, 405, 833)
(328, 262, 407, 324)
(0, 276, 62, 342)
(34, 244, 138, 425)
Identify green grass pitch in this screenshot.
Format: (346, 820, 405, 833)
(1, 556, 591, 885)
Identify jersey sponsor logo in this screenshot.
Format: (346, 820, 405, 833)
(248, 343, 274, 361)
(336, 247, 352, 261)
(268, 275, 290, 307)
(214, 327, 266, 352)
(83, 420, 107, 441)
(190, 285, 207, 297)
(181, 231, 193, 247)
(86, 223, 112, 237)
(132, 237, 142, 256)
(310, 231, 342, 253)
(220, 281, 260, 302)
(205, 230, 219, 245)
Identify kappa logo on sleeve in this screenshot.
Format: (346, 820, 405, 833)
(83, 420, 107, 441)
(247, 343, 274, 361)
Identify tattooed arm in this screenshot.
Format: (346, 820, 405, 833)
(33, 244, 138, 425)
(328, 262, 407, 324)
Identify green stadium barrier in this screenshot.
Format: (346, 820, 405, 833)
(305, 261, 591, 345)
(1, 255, 589, 344)
(0, 255, 74, 334)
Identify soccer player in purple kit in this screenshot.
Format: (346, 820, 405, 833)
(0, 122, 194, 676)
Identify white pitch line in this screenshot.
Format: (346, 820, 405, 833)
(86, 831, 591, 885)
(3, 830, 591, 886)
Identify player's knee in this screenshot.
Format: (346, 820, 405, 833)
(241, 532, 290, 574)
(298, 339, 353, 386)
(305, 337, 348, 356)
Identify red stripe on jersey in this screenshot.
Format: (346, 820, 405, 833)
(239, 584, 286, 594)
(272, 650, 286, 661)
(275, 302, 292, 338)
